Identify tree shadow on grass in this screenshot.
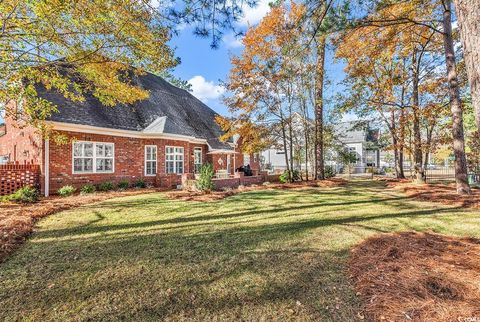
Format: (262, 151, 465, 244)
(1, 216, 363, 321)
(34, 191, 423, 240)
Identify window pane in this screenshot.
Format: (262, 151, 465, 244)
(74, 158, 83, 172)
(146, 162, 152, 174)
(84, 143, 93, 157)
(166, 161, 174, 173)
(176, 161, 183, 174)
(105, 159, 113, 171)
(105, 144, 113, 157)
(84, 158, 93, 171)
(96, 144, 104, 157)
(96, 158, 104, 171)
(73, 143, 82, 157)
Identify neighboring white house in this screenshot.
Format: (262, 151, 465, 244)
(326, 121, 381, 173)
(259, 120, 383, 174)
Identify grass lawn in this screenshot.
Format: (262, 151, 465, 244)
(1, 180, 479, 321)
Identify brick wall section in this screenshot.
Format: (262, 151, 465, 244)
(0, 163, 40, 196)
(48, 130, 210, 192)
(0, 116, 43, 165)
(212, 172, 279, 190)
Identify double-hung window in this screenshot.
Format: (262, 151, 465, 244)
(194, 147, 202, 173)
(165, 146, 184, 174)
(73, 141, 114, 173)
(145, 145, 157, 176)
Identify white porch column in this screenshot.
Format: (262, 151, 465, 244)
(44, 139, 49, 197)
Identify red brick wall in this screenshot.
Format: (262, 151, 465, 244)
(48, 130, 209, 192)
(0, 116, 43, 165)
(0, 163, 40, 196)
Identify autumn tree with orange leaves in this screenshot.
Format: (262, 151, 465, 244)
(218, 2, 314, 182)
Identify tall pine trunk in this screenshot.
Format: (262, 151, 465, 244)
(454, 0, 480, 130)
(412, 49, 426, 183)
(391, 110, 406, 179)
(279, 109, 291, 182)
(442, 0, 471, 194)
(314, 34, 326, 180)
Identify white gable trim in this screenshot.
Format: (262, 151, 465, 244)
(48, 121, 207, 144)
(143, 116, 167, 134)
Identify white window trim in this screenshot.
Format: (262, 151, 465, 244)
(144, 145, 157, 176)
(194, 147, 202, 173)
(165, 145, 184, 174)
(72, 141, 115, 174)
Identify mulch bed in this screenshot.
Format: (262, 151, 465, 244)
(166, 178, 348, 202)
(349, 231, 480, 321)
(384, 179, 480, 208)
(0, 188, 163, 262)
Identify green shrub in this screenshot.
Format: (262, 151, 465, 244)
(98, 181, 114, 192)
(3, 186, 39, 203)
(117, 180, 129, 190)
(279, 170, 300, 183)
(196, 163, 214, 192)
(57, 185, 76, 197)
(80, 184, 96, 194)
(324, 165, 336, 179)
(134, 178, 146, 188)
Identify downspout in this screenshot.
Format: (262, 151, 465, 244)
(44, 139, 49, 197)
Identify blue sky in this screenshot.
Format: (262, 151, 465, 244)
(169, 0, 347, 119)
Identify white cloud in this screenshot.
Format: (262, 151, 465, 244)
(340, 112, 360, 123)
(238, 0, 272, 27)
(223, 33, 244, 48)
(188, 76, 225, 102)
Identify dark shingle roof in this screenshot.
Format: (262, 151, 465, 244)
(334, 121, 379, 144)
(38, 72, 232, 150)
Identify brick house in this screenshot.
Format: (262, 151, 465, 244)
(0, 72, 260, 196)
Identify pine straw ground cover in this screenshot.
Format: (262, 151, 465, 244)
(381, 178, 480, 208)
(0, 188, 163, 262)
(349, 231, 480, 321)
(166, 178, 347, 202)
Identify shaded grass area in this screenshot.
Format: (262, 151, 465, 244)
(1, 180, 479, 321)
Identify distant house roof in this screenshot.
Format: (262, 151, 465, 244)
(334, 121, 379, 144)
(38, 71, 232, 150)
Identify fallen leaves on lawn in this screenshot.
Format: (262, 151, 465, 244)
(349, 231, 480, 321)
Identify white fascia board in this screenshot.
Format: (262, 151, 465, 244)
(207, 149, 238, 154)
(47, 121, 207, 144)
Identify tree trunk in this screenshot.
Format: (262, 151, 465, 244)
(442, 0, 471, 194)
(288, 111, 294, 180)
(314, 35, 326, 180)
(423, 123, 435, 171)
(412, 49, 426, 183)
(280, 111, 291, 182)
(454, 0, 480, 130)
(302, 97, 310, 181)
